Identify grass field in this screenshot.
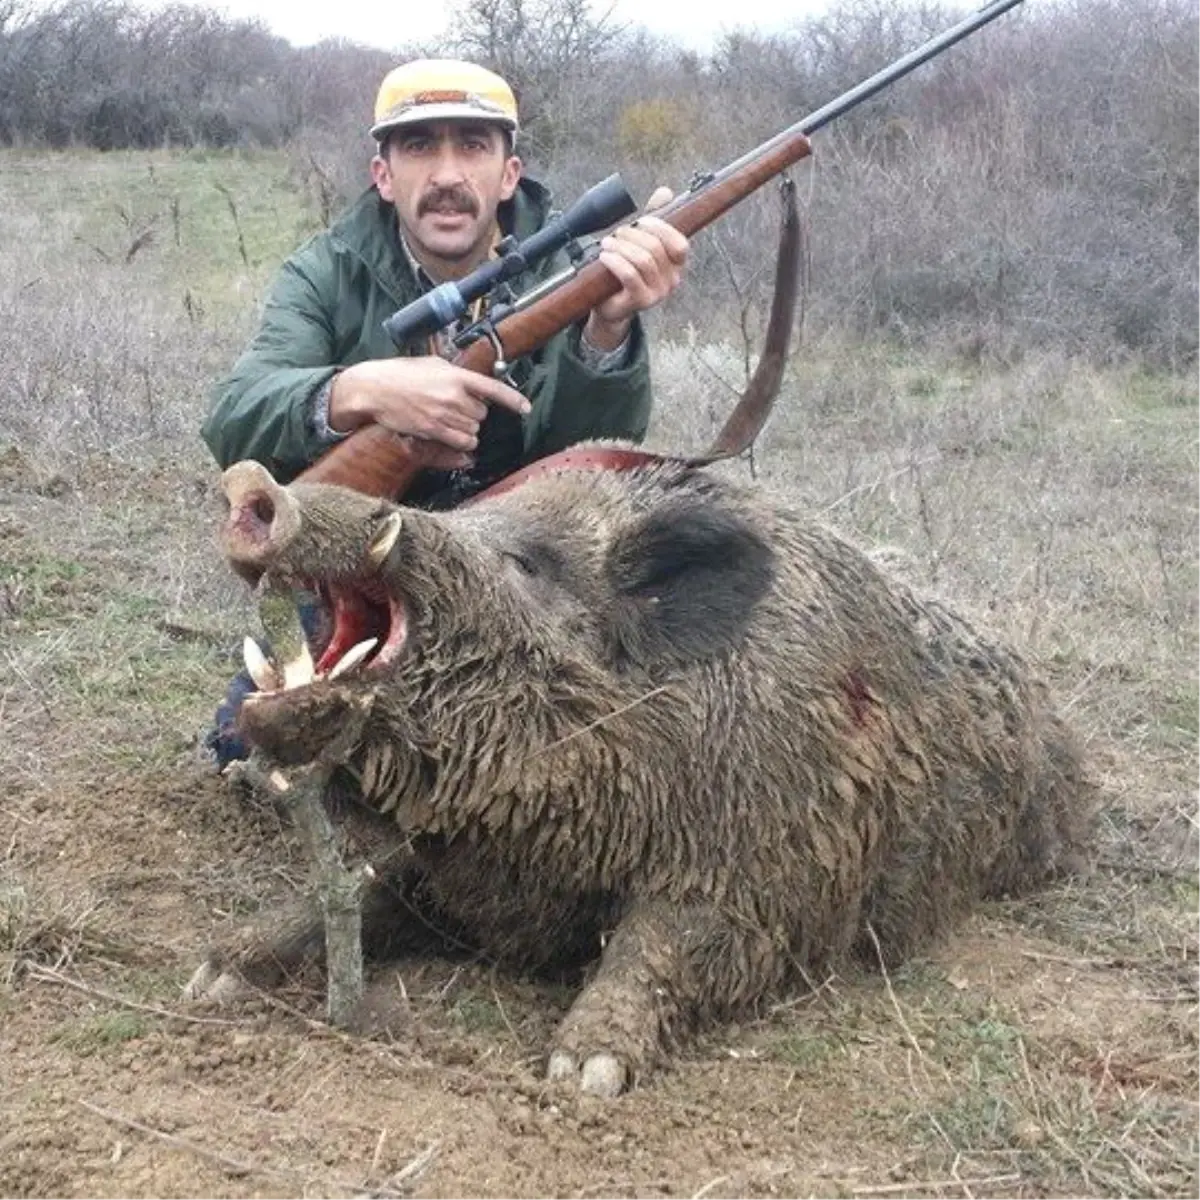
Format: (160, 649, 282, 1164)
(1, 148, 1196, 1198)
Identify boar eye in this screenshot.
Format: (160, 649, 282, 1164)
(503, 551, 538, 577)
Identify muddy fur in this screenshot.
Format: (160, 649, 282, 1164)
(215, 456, 1090, 1090)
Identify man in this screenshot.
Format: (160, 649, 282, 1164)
(202, 58, 689, 766)
(202, 57, 688, 504)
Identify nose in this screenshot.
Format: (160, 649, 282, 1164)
(221, 460, 302, 572)
(427, 140, 468, 187)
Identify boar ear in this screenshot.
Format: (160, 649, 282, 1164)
(604, 500, 775, 669)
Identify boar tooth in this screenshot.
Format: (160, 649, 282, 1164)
(243, 637, 280, 692)
(281, 644, 316, 689)
(367, 512, 403, 566)
(328, 637, 379, 680)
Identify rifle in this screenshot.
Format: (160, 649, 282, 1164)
(300, 0, 1026, 499)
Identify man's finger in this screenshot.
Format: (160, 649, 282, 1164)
(603, 232, 660, 279)
(434, 426, 478, 452)
(608, 225, 683, 278)
(644, 186, 674, 212)
(439, 408, 483, 437)
(452, 396, 489, 424)
(624, 215, 689, 265)
(598, 249, 644, 291)
(461, 370, 531, 415)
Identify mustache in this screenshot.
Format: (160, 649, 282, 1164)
(418, 187, 478, 217)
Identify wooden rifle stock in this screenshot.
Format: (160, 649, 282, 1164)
(298, 128, 813, 498)
(298, 0, 1026, 499)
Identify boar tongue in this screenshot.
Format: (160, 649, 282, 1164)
(315, 586, 386, 676)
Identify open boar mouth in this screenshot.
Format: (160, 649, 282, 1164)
(238, 515, 410, 696)
(243, 578, 409, 695)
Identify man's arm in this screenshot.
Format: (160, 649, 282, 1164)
(530, 319, 653, 459)
(203, 242, 530, 481)
(201, 251, 342, 482)
(532, 195, 687, 458)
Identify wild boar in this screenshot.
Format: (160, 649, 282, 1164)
(188, 455, 1089, 1096)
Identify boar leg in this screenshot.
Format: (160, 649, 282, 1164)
(547, 901, 749, 1097)
(183, 864, 449, 1003)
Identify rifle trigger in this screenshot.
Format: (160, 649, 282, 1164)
(479, 322, 515, 384)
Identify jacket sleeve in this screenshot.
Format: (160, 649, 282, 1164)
(528, 317, 653, 459)
(200, 243, 342, 482)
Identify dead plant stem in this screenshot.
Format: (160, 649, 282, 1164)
(25, 963, 246, 1027)
(851, 1172, 1021, 1196)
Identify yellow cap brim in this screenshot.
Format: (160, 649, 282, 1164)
(371, 102, 518, 141)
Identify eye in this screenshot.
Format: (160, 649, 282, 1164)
(503, 551, 538, 577)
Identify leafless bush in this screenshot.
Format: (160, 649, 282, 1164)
(2, 0, 1194, 365)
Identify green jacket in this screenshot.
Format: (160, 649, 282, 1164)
(201, 178, 653, 491)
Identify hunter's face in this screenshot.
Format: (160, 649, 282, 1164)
(373, 121, 521, 281)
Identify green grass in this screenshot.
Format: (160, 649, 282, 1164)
(767, 1030, 842, 1069)
(0, 146, 319, 319)
(49, 1010, 148, 1056)
(1, 569, 88, 623)
(1126, 367, 1200, 412)
(450, 991, 512, 1036)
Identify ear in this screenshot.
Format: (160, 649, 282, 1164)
(371, 152, 395, 203)
(603, 498, 775, 670)
(500, 153, 522, 201)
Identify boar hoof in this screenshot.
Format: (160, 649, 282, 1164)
(581, 1053, 626, 1097)
(182, 960, 245, 1004)
(546, 1050, 577, 1082)
(546, 1050, 627, 1097)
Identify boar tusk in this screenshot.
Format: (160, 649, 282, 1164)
(367, 512, 403, 566)
(281, 644, 316, 689)
(243, 636, 281, 692)
(328, 638, 379, 680)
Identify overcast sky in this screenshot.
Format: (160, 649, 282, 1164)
(125, 0, 840, 54)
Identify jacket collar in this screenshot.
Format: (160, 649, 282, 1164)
(328, 176, 555, 304)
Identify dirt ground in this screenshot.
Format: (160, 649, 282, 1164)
(1, 448, 1196, 1199)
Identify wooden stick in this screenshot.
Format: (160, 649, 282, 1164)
(77, 1098, 279, 1180)
(261, 761, 371, 1028)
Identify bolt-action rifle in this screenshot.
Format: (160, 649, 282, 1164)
(300, 0, 1026, 499)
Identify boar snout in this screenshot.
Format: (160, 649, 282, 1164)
(221, 461, 302, 575)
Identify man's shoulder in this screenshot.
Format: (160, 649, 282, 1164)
(315, 187, 393, 257)
(284, 187, 414, 304)
(509, 176, 555, 237)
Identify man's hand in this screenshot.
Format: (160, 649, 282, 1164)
(329, 357, 530, 469)
(584, 186, 689, 352)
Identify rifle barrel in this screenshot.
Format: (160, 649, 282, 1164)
(671, 0, 1025, 208)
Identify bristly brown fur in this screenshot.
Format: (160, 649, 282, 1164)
(226, 458, 1092, 1089)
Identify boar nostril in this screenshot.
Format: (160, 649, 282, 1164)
(227, 489, 279, 551)
(251, 494, 275, 528)
(221, 462, 301, 566)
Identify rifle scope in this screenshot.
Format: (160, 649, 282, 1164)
(383, 173, 637, 349)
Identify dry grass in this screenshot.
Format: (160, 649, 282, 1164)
(0, 146, 1195, 1197)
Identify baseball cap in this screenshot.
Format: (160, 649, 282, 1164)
(371, 59, 519, 142)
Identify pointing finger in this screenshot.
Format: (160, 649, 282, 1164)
(465, 371, 532, 416)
